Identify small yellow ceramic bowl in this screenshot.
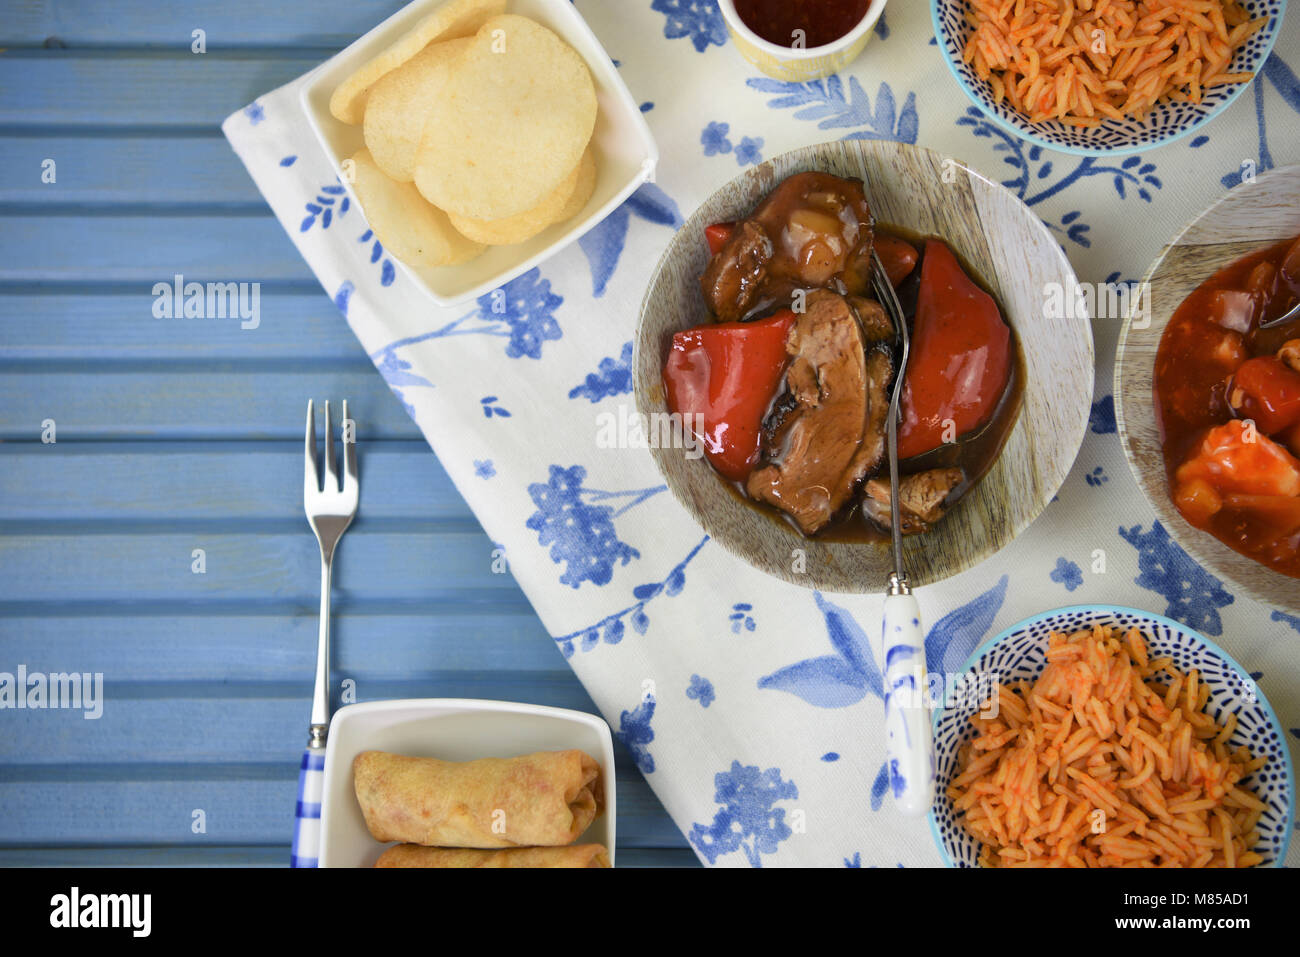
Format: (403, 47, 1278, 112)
(717, 0, 887, 82)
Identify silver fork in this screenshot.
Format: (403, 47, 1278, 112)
(1259, 300, 1300, 329)
(869, 250, 934, 817)
(291, 399, 358, 867)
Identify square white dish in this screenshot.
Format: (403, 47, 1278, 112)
(318, 698, 617, 867)
(300, 0, 658, 306)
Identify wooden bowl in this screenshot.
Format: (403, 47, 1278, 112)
(1115, 164, 1300, 613)
(633, 140, 1094, 592)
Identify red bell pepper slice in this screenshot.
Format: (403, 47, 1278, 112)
(663, 310, 794, 482)
(897, 239, 1011, 460)
(704, 222, 735, 257)
(1228, 355, 1300, 436)
(874, 233, 919, 288)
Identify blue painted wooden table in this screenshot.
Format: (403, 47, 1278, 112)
(0, 1, 694, 867)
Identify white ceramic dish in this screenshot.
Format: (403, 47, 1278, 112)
(300, 0, 658, 306)
(318, 698, 617, 867)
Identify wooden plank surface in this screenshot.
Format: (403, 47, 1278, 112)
(0, 137, 265, 207)
(0, 53, 320, 128)
(0, 294, 359, 358)
(1, 0, 411, 48)
(0, 372, 422, 439)
(0, 215, 311, 283)
(0, 443, 472, 519)
(0, 5, 693, 867)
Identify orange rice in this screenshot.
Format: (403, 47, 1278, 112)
(949, 624, 1270, 867)
(961, 0, 1268, 126)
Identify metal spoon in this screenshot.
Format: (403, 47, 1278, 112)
(869, 248, 934, 817)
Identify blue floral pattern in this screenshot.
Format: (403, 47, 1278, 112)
(689, 762, 798, 867)
(578, 183, 682, 297)
(1090, 394, 1117, 434)
(299, 179, 349, 233)
(1271, 610, 1300, 635)
(925, 576, 1009, 677)
(757, 592, 882, 708)
(729, 602, 755, 633)
(1221, 53, 1300, 188)
(1051, 557, 1083, 592)
(747, 76, 919, 143)
(1119, 522, 1235, 635)
(550, 536, 709, 657)
(484, 270, 564, 359)
(687, 674, 715, 708)
(373, 350, 433, 419)
(699, 121, 765, 166)
(734, 135, 764, 166)
(701, 121, 732, 156)
(652, 0, 727, 52)
(617, 695, 656, 774)
(956, 108, 1164, 246)
(356, 229, 396, 287)
(525, 465, 662, 588)
(568, 342, 633, 403)
(870, 762, 890, 812)
(333, 280, 354, 317)
(368, 268, 563, 392)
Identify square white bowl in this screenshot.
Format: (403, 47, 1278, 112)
(318, 698, 617, 867)
(300, 0, 658, 306)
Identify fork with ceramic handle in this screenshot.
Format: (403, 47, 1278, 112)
(292, 399, 358, 867)
(870, 248, 935, 817)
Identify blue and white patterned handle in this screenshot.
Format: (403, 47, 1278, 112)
(881, 592, 934, 816)
(291, 746, 325, 867)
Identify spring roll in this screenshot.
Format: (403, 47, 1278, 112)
(375, 844, 610, 868)
(353, 749, 602, 848)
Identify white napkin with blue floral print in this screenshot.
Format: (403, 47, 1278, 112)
(225, 1, 1300, 866)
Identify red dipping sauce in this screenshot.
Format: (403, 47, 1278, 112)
(1153, 235, 1300, 578)
(734, 0, 874, 49)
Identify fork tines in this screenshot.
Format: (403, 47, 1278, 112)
(304, 399, 358, 501)
(870, 248, 907, 334)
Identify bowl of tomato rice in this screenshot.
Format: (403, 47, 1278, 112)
(931, 0, 1288, 157)
(930, 605, 1295, 867)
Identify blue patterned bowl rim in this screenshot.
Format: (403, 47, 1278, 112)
(928, 0, 1289, 158)
(927, 603, 1296, 867)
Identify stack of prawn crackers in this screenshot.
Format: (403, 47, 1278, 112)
(330, 0, 598, 268)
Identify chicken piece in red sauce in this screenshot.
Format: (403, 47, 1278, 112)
(700, 171, 874, 322)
